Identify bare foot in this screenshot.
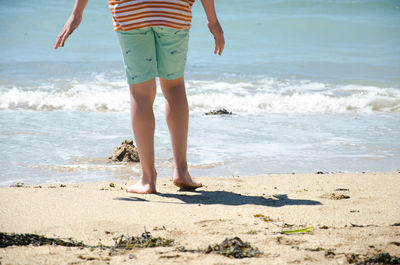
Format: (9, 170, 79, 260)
(126, 170, 157, 194)
(173, 170, 202, 191)
(126, 180, 156, 194)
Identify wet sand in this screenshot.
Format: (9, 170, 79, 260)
(1, 172, 399, 264)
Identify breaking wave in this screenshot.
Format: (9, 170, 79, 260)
(1, 75, 399, 114)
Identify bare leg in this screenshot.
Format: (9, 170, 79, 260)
(160, 76, 202, 190)
(126, 79, 158, 194)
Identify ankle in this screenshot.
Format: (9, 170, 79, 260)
(173, 161, 188, 173)
(141, 169, 157, 183)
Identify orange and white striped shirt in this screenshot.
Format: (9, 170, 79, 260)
(108, 0, 195, 31)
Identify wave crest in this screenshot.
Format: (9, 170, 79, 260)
(1, 76, 399, 114)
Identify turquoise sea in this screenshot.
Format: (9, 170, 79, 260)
(0, 0, 399, 185)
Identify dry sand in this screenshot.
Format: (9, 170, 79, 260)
(1, 172, 399, 264)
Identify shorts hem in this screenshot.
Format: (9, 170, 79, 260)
(158, 72, 185, 80)
(126, 74, 157, 85)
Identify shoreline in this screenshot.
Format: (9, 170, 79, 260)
(1, 172, 399, 264)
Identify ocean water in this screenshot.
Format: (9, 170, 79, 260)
(0, 0, 399, 186)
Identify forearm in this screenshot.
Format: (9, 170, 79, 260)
(200, 0, 224, 55)
(200, 0, 219, 24)
(54, 0, 88, 49)
(72, 0, 89, 18)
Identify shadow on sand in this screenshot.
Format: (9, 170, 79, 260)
(114, 190, 321, 207)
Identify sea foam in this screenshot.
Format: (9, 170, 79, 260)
(1, 76, 399, 114)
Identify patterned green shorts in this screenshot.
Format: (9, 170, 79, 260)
(117, 26, 189, 84)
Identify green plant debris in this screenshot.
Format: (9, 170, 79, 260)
(253, 214, 273, 223)
(262, 217, 273, 222)
(355, 253, 400, 265)
(245, 230, 258, 235)
(205, 237, 262, 259)
(330, 193, 350, 200)
(153, 226, 166, 231)
(253, 214, 264, 218)
(0, 232, 85, 248)
(113, 231, 174, 250)
(281, 226, 314, 234)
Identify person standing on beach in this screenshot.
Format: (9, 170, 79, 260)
(54, 0, 225, 193)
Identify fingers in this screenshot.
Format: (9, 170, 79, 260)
(54, 27, 74, 49)
(60, 29, 71, 47)
(214, 35, 225, 56)
(208, 21, 225, 56)
(54, 30, 66, 49)
(54, 15, 81, 49)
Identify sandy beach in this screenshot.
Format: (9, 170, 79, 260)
(1, 172, 399, 264)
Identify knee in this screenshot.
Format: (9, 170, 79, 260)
(129, 83, 156, 106)
(161, 80, 186, 102)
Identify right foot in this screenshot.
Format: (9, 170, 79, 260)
(173, 170, 202, 191)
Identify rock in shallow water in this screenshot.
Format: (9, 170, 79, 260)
(108, 140, 139, 162)
(205, 108, 233, 115)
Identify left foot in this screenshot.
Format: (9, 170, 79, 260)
(126, 181, 156, 194)
(173, 170, 202, 191)
(126, 169, 157, 194)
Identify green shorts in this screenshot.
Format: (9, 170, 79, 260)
(117, 26, 189, 84)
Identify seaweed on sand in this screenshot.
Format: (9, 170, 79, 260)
(0, 232, 85, 248)
(355, 253, 400, 265)
(113, 231, 174, 250)
(205, 237, 262, 259)
(1, 230, 173, 251)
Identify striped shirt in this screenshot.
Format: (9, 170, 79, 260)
(108, 0, 195, 31)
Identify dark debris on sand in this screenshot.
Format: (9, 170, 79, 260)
(113, 231, 174, 250)
(0, 232, 85, 248)
(355, 253, 400, 265)
(205, 237, 262, 259)
(321, 193, 350, 200)
(109, 140, 139, 162)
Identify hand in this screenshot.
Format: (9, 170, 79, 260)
(54, 14, 82, 49)
(208, 20, 225, 55)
